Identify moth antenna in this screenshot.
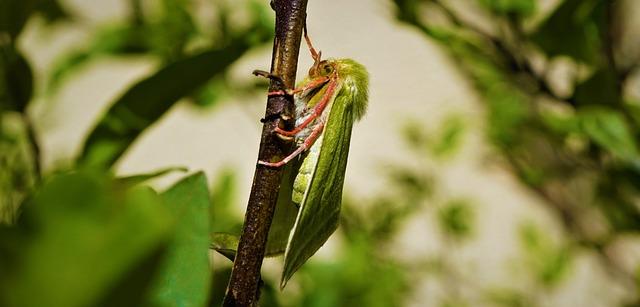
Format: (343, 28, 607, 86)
(303, 24, 321, 63)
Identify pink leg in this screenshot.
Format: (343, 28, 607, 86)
(274, 79, 337, 137)
(267, 76, 329, 97)
(259, 122, 325, 167)
(253, 69, 327, 97)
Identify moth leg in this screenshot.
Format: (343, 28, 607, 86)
(253, 69, 329, 97)
(252, 70, 289, 96)
(259, 114, 294, 142)
(267, 76, 330, 98)
(253, 69, 284, 83)
(259, 122, 325, 168)
(275, 132, 294, 142)
(274, 79, 337, 137)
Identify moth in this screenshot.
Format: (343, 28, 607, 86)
(256, 31, 369, 288)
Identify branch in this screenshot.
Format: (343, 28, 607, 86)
(24, 114, 41, 177)
(223, 0, 308, 306)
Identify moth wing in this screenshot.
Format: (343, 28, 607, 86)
(280, 87, 355, 288)
(266, 76, 331, 257)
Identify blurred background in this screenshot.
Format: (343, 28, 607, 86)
(2, 0, 640, 306)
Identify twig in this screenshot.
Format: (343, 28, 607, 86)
(222, 0, 308, 306)
(23, 114, 41, 177)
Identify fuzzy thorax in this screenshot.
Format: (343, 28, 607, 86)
(333, 58, 369, 122)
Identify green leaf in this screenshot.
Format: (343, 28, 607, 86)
(539, 109, 580, 135)
(116, 166, 188, 186)
(208, 267, 232, 306)
(428, 115, 466, 159)
(0, 170, 174, 307)
(146, 172, 212, 307)
(79, 40, 252, 168)
(437, 199, 475, 240)
(578, 106, 639, 161)
(149, 0, 198, 61)
(210, 232, 238, 261)
(210, 169, 242, 235)
(519, 223, 572, 287)
(478, 0, 536, 16)
(266, 163, 299, 256)
(531, 0, 605, 64)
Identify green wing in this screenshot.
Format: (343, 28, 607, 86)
(280, 87, 355, 288)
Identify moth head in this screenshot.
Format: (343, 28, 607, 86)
(309, 60, 336, 78)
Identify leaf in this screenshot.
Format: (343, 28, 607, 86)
(531, 0, 605, 65)
(210, 232, 238, 261)
(478, 0, 536, 16)
(539, 109, 580, 135)
(266, 163, 299, 256)
(149, 0, 198, 61)
(428, 115, 466, 159)
(0, 170, 174, 307)
(79, 40, 253, 168)
(210, 169, 242, 235)
(116, 166, 188, 186)
(208, 267, 232, 306)
(519, 223, 572, 287)
(146, 172, 212, 307)
(578, 106, 639, 161)
(437, 199, 475, 240)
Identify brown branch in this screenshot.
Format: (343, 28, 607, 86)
(222, 0, 308, 306)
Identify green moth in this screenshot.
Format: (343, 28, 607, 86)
(258, 32, 369, 288)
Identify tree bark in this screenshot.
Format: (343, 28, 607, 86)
(223, 0, 308, 306)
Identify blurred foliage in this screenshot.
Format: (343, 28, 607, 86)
(0, 113, 37, 224)
(0, 170, 213, 307)
(518, 223, 572, 288)
(392, 0, 640, 305)
(47, 0, 272, 100)
(438, 199, 474, 241)
(0, 1, 265, 306)
(76, 0, 273, 168)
